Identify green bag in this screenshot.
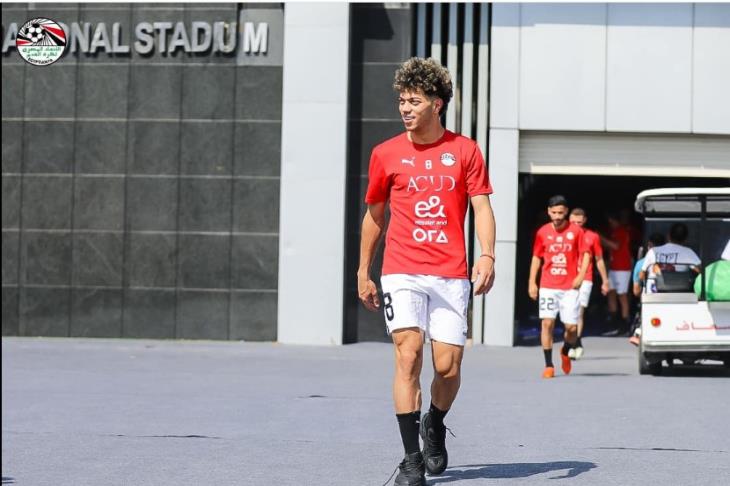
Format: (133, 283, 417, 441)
(695, 260, 730, 301)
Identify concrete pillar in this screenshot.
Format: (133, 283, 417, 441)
(485, 129, 519, 346)
(484, 3, 521, 346)
(277, 4, 350, 344)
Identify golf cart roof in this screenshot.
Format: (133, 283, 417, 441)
(635, 188, 730, 216)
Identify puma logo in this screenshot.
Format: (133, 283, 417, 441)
(401, 157, 415, 167)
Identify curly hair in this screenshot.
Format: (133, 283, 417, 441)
(393, 57, 453, 112)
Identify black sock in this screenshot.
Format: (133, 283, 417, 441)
(396, 411, 421, 455)
(561, 342, 572, 356)
(429, 402, 448, 428)
(543, 349, 553, 367)
(576, 336, 583, 347)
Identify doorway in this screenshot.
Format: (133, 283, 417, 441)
(513, 174, 728, 344)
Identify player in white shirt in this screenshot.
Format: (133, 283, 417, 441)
(640, 223, 700, 293)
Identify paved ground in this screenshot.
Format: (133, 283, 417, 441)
(2, 337, 729, 486)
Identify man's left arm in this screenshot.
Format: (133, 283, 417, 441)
(572, 252, 590, 289)
(470, 194, 496, 295)
(596, 256, 610, 295)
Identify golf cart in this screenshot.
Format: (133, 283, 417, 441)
(634, 188, 730, 375)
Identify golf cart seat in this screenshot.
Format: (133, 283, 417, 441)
(655, 269, 696, 293)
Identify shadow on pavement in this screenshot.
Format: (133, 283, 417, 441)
(429, 461, 597, 482)
(572, 372, 631, 377)
(658, 364, 730, 378)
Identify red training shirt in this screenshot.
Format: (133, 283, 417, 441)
(609, 226, 632, 271)
(582, 229, 603, 282)
(533, 222, 589, 290)
(364, 130, 493, 278)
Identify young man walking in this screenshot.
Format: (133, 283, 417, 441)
(357, 57, 496, 486)
(568, 208, 609, 359)
(528, 196, 590, 378)
(601, 212, 633, 335)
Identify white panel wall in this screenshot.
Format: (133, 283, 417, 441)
(520, 132, 730, 177)
(519, 4, 606, 130)
(605, 4, 693, 132)
(693, 4, 730, 134)
(510, 3, 730, 135)
(487, 5, 522, 346)
(490, 4, 521, 129)
(278, 4, 349, 345)
(484, 129, 519, 347)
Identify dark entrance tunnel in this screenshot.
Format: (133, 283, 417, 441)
(514, 174, 729, 344)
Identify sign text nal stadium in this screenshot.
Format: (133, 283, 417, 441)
(2, 21, 269, 55)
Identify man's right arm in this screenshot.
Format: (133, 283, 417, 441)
(357, 202, 386, 311)
(600, 234, 619, 251)
(641, 249, 655, 272)
(528, 255, 541, 301)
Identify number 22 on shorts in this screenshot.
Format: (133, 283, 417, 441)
(539, 297, 557, 311)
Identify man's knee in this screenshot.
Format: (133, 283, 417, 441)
(433, 354, 461, 380)
(394, 333, 423, 379)
(432, 342, 463, 380)
(397, 348, 422, 375)
(541, 319, 555, 330)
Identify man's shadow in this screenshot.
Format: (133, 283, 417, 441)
(429, 461, 597, 483)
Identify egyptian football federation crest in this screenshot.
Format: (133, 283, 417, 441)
(17, 18, 67, 66)
(440, 152, 456, 167)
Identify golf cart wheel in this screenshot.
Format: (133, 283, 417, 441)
(639, 351, 662, 375)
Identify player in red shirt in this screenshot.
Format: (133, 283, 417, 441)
(358, 58, 496, 486)
(601, 212, 633, 335)
(528, 196, 590, 379)
(568, 208, 609, 359)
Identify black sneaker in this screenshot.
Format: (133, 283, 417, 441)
(394, 452, 426, 486)
(420, 412, 448, 475)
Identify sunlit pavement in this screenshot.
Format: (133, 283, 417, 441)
(2, 336, 729, 485)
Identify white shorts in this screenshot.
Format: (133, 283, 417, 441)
(538, 288, 580, 325)
(578, 280, 593, 308)
(609, 270, 631, 295)
(380, 274, 471, 346)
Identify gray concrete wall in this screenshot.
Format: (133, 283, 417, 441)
(343, 3, 414, 342)
(1, 3, 283, 340)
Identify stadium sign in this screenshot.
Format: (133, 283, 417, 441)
(16, 18, 67, 66)
(2, 20, 268, 56)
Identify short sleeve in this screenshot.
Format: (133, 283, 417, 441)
(532, 230, 544, 258)
(578, 228, 590, 254)
(592, 234, 603, 257)
(642, 249, 655, 272)
(364, 149, 390, 204)
(688, 249, 702, 266)
(465, 142, 493, 197)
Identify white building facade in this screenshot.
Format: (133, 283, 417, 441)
(278, 3, 730, 346)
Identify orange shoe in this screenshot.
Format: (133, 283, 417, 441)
(542, 366, 555, 379)
(560, 350, 572, 375)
